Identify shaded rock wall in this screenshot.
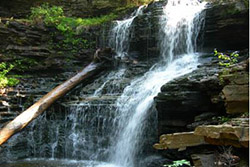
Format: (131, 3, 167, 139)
(0, 19, 98, 72)
(0, 19, 99, 126)
(202, 1, 249, 51)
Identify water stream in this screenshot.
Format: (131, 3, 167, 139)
(109, 5, 145, 59)
(0, 0, 206, 167)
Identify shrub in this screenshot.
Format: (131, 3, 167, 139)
(0, 62, 19, 88)
(214, 49, 239, 67)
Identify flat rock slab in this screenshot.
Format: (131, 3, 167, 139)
(153, 132, 205, 150)
(194, 124, 249, 148)
(154, 123, 249, 150)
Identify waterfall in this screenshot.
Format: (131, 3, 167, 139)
(159, 0, 206, 63)
(109, 1, 206, 167)
(109, 6, 145, 58)
(0, 1, 207, 167)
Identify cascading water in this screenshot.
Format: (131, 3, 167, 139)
(0, 1, 207, 167)
(108, 1, 206, 167)
(109, 6, 145, 59)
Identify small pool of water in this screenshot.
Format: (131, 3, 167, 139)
(0, 159, 120, 167)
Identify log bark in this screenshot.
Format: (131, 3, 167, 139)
(0, 48, 114, 146)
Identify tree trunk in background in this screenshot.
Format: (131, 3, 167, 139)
(0, 48, 115, 146)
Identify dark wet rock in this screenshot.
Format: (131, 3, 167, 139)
(191, 153, 216, 167)
(128, 1, 165, 60)
(202, 0, 249, 51)
(154, 55, 226, 135)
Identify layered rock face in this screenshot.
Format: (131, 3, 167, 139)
(220, 60, 249, 114)
(202, 0, 249, 51)
(128, 1, 167, 60)
(0, 19, 98, 72)
(154, 55, 225, 135)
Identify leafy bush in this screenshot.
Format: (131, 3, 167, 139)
(0, 62, 19, 88)
(30, 4, 63, 24)
(214, 49, 239, 67)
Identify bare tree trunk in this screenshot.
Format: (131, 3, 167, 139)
(0, 48, 114, 146)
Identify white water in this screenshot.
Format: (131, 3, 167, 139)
(93, 68, 126, 97)
(109, 6, 145, 58)
(109, 1, 206, 167)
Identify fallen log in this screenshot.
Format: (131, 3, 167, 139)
(0, 48, 115, 146)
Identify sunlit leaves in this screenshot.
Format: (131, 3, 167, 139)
(214, 49, 239, 67)
(0, 62, 19, 88)
(163, 159, 191, 167)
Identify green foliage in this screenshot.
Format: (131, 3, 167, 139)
(30, 3, 110, 48)
(30, 4, 117, 34)
(214, 49, 239, 67)
(164, 160, 191, 167)
(212, 116, 231, 123)
(0, 62, 19, 88)
(30, 4, 63, 24)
